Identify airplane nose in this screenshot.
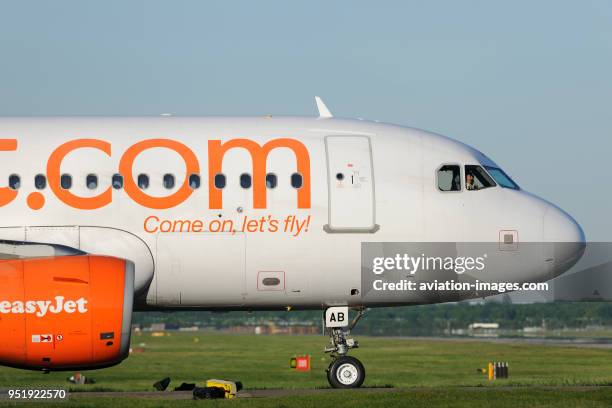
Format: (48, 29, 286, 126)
(543, 206, 586, 275)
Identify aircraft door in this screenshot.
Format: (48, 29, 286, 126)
(324, 135, 378, 233)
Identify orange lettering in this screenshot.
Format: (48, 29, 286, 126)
(143, 215, 159, 233)
(47, 139, 112, 210)
(0, 139, 18, 207)
(208, 138, 310, 209)
(119, 139, 200, 209)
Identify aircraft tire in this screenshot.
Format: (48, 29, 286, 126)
(326, 356, 365, 389)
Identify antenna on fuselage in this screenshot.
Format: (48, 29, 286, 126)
(315, 96, 333, 118)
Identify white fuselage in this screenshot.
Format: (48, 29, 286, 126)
(0, 117, 585, 310)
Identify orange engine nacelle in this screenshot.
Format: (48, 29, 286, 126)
(0, 255, 134, 371)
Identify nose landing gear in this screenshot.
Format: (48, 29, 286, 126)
(324, 307, 366, 388)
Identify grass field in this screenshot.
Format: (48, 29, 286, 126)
(1, 332, 612, 406)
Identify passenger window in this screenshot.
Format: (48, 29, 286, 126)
(86, 174, 98, 190)
(112, 174, 123, 189)
(61, 174, 72, 190)
(8, 174, 20, 190)
(240, 173, 252, 189)
(137, 174, 149, 190)
(437, 165, 461, 191)
(189, 173, 201, 189)
(291, 173, 303, 189)
(465, 165, 496, 191)
(34, 174, 46, 190)
(163, 174, 175, 189)
(214, 173, 226, 189)
(266, 173, 277, 189)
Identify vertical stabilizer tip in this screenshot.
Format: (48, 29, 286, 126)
(315, 96, 333, 118)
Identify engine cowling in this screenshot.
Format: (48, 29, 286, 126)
(0, 255, 134, 371)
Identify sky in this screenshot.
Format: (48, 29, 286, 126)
(0, 0, 610, 239)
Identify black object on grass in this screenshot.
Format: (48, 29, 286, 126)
(153, 377, 171, 391)
(193, 387, 226, 400)
(174, 382, 196, 391)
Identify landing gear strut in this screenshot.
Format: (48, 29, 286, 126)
(324, 307, 366, 388)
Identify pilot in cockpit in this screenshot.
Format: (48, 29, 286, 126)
(466, 172, 477, 190)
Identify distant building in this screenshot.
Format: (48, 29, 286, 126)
(178, 326, 200, 332)
(522, 326, 545, 334)
(149, 323, 166, 331)
(468, 322, 499, 337)
(225, 324, 319, 335)
(468, 323, 499, 330)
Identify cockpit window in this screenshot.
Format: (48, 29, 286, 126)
(484, 166, 520, 190)
(437, 165, 461, 191)
(465, 165, 496, 191)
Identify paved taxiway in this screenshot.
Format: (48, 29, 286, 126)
(65, 385, 612, 400)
